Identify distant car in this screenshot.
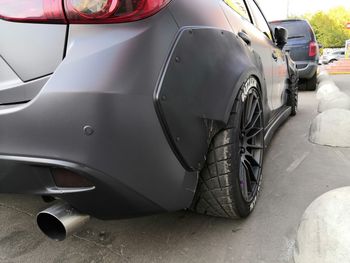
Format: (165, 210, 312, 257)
(320, 50, 345, 64)
(1, 0, 298, 240)
(270, 19, 320, 91)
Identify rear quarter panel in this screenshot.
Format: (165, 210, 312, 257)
(0, 21, 66, 81)
(155, 0, 266, 170)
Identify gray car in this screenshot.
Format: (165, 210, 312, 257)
(320, 50, 346, 64)
(0, 0, 298, 240)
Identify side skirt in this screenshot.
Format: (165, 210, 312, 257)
(264, 106, 291, 147)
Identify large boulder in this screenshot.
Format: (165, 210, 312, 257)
(309, 109, 350, 147)
(317, 70, 330, 84)
(316, 80, 339, 101)
(294, 187, 350, 263)
(317, 70, 330, 83)
(318, 91, 350, 113)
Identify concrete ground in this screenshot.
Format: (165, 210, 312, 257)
(0, 75, 350, 263)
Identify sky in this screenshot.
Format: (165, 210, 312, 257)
(257, 0, 350, 21)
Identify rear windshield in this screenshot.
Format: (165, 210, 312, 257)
(270, 21, 312, 42)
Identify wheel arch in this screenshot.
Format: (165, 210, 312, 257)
(154, 27, 266, 171)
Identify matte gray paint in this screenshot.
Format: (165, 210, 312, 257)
(0, 20, 66, 81)
(155, 27, 264, 170)
(219, 1, 281, 121)
(168, 0, 232, 30)
(0, 56, 21, 88)
(0, 155, 164, 219)
(0, 10, 199, 217)
(0, 0, 292, 218)
(0, 76, 49, 105)
(264, 106, 291, 146)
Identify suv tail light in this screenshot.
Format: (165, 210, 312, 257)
(309, 41, 317, 57)
(0, 0, 171, 24)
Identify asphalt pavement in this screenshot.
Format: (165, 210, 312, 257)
(0, 75, 350, 263)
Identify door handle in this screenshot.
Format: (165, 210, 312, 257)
(272, 51, 278, 61)
(238, 31, 251, 46)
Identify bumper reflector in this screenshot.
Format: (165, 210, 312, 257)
(51, 168, 94, 188)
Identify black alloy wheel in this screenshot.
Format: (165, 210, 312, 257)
(239, 86, 264, 203)
(192, 76, 264, 219)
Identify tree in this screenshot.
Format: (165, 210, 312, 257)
(305, 7, 350, 48)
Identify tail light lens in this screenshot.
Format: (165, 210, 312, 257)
(0, 0, 171, 24)
(0, 0, 66, 23)
(309, 41, 317, 57)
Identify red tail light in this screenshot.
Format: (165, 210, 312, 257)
(309, 41, 317, 57)
(0, 0, 66, 23)
(0, 0, 171, 24)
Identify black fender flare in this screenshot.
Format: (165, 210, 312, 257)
(154, 27, 266, 171)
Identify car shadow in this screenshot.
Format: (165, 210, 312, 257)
(0, 194, 247, 262)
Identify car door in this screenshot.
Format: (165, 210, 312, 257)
(220, 0, 275, 117)
(270, 47, 288, 109)
(244, 0, 288, 111)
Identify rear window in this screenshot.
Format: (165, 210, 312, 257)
(337, 51, 345, 55)
(270, 21, 312, 42)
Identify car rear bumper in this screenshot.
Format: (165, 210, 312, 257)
(0, 81, 197, 219)
(297, 61, 318, 79)
(0, 11, 198, 219)
(0, 155, 166, 219)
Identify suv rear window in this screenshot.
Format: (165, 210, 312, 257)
(270, 21, 312, 42)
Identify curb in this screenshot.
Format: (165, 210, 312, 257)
(327, 72, 350, 75)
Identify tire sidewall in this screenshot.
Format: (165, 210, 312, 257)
(230, 77, 264, 217)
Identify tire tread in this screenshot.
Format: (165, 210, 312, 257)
(192, 104, 240, 219)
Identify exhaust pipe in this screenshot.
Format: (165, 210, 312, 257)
(37, 203, 90, 241)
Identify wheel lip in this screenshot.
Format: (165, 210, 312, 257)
(238, 78, 264, 203)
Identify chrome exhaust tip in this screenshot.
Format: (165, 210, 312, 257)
(37, 203, 90, 241)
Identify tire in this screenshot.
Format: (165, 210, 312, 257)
(305, 72, 317, 91)
(287, 75, 299, 116)
(192, 77, 264, 219)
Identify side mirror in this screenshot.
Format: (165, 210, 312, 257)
(274, 27, 288, 49)
(319, 44, 323, 49)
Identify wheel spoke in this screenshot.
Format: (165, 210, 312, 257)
(242, 161, 253, 192)
(246, 127, 264, 139)
(246, 143, 264, 150)
(245, 111, 262, 132)
(240, 163, 250, 199)
(245, 152, 261, 169)
(243, 158, 257, 183)
(244, 94, 253, 128)
(246, 98, 259, 127)
(246, 94, 253, 120)
(241, 102, 247, 131)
